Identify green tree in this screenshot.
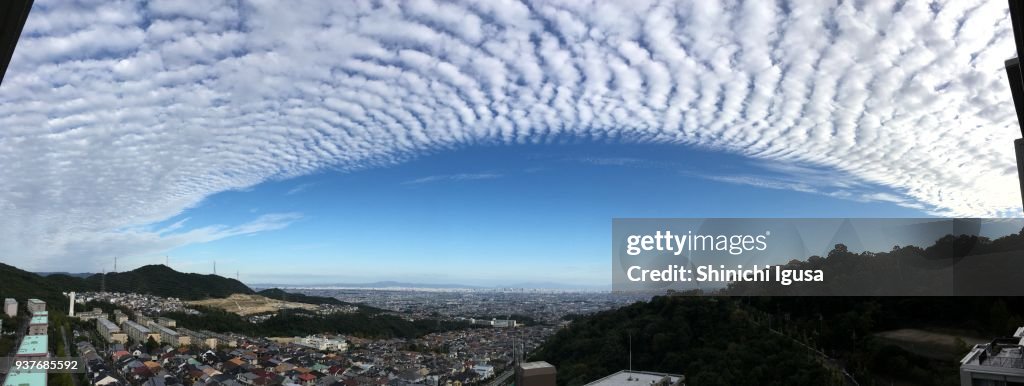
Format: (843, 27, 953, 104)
(145, 336, 159, 353)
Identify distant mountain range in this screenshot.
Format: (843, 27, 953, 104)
(35, 272, 95, 278)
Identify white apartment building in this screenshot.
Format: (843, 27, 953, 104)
(960, 327, 1024, 386)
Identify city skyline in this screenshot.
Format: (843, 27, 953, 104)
(0, 0, 1021, 284)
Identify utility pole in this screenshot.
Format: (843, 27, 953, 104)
(628, 332, 633, 380)
(1004, 1, 1024, 210)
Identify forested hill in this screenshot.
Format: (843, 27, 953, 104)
(724, 228, 1024, 296)
(81, 264, 254, 300)
(3, 262, 381, 305)
(256, 288, 358, 306)
(0, 262, 70, 308)
(0, 263, 253, 302)
(531, 296, 839, 386)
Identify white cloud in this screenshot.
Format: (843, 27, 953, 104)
(0, 0, 1021, 270)
(286, 182, 316, 196)
(403, 173, 502, 185)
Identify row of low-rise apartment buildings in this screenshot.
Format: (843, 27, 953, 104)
(3, 298, 46, 318)
(177, 327, 219, 349)
(2, 299, 49, 386)
(97, 317, 129, 344)
(27, 311, 48, 335)
(121, 320, 161, 345)
(95, 313, 239, 349)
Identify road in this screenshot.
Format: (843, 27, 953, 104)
(61, 325, 82, 386)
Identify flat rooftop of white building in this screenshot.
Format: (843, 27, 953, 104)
(3, 367, 47, 386)
(519, 361, 554, 370)
(151, 324, 178, 335)
(961, 341, 1024, 376)
(97, 318, 121, 331)
(584, 370, 684, 386)
(15, 335, 48, 356)
(122, 320, 151, 332)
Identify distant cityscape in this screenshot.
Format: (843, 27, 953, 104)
(274, 288, 646, 325)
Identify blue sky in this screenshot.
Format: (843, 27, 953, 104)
(0, 0, 1021, 282)
(145, 142, 925, 286)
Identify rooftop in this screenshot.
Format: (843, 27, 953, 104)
(584, 370, 685, 386)
(123, 320, 151, 333)
(29, 315, 47, 325)
(16, 335, 48, 356)
(151, 324, 178, 336)
(960, 336, 1024, 377)
(3, 367, 47, 386)
(97, 318, 121, 331)
(519, 361, 555, 370)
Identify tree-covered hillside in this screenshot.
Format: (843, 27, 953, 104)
(257, 288, 353, 306)
(0, 262, 70, 309)
(0, 263, 253, 304)
(78, 264, 253, 299)
(531, 296, 840, 386)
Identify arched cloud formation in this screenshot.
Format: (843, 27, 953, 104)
(0, 0, 1020, 269)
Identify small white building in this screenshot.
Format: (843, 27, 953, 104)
(295, 335, 348, 351)
(26, 298, 45, 313)
(960, 327, 1024, 386)
(3, 298, 16, 318)
(472, 364, 494, 379)
(584, 370, 684, 386)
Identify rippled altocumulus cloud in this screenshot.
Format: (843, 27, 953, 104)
(0, 0, 1020, 270)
